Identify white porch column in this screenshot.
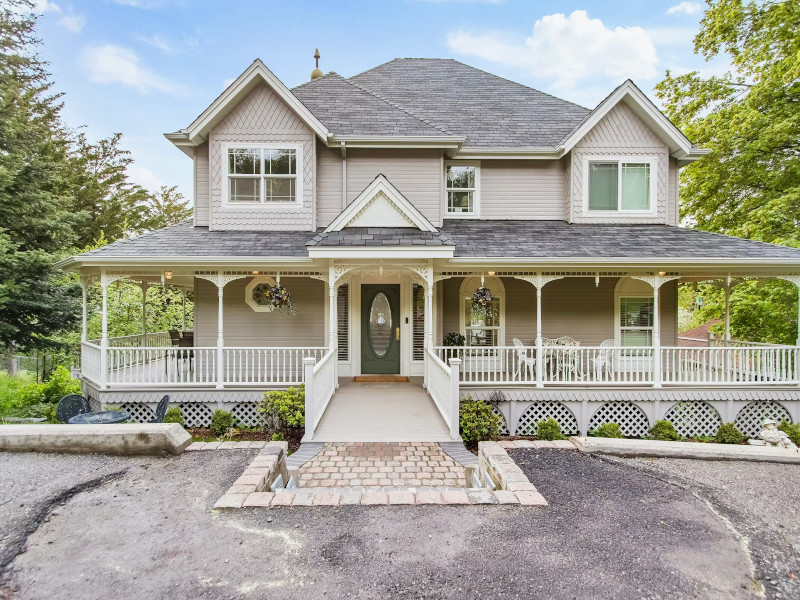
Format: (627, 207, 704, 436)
(216, 276, 224, 389)
(99, 270, 110, 390)
(328, 262, 338, 387)
(425, 262, 434, 350)
(653, 280, 661, 388)
(535, 286, 544, 388)
(724, 276, 731, 343)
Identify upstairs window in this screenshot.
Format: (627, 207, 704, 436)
(445, 162, 479, 216)
(587, 160, 652, 212)
(226, 145, 300, 204)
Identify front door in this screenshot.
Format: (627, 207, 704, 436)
(361, 284, 401, 374)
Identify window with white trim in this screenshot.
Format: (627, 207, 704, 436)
(445, 163, 479, 216)
(588, 160, 651, 212)
(337, 285, 349, 361)
(412, 284, 425, 360)
(227, 146, 299, 204)
(619, 297, 654, 346)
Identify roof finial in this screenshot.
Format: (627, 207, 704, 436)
(311, 48, 323, 80)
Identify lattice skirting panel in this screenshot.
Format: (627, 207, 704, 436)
(589, 402, 650, 437)
(664, 401, 722, 438)
(735, 400, 793, 438)
(517, 402, 580, 436)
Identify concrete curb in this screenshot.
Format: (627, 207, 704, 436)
(0, 424, 192, 456)
(570, 436, 800, 464)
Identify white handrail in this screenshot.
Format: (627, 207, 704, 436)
(304, 348, 337, 439)
(425, 348, 461, 438)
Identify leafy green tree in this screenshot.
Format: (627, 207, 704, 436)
(657, 0, 800, 343)
(142, 185, 191, 230)
(0, 2, 80, 372)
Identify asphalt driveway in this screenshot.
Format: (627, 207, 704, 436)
(0, 447, 794, 600)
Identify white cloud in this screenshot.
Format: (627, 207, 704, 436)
(30, 0, 61, 13)
(128, 166, 164, 193)
(58, 13, 85, 33)
(82, 44, 179, 94)
(447, 10, 659, 90)
(136, 32, 199, 55)
(666, 2, 702, 16)
(110, 0, 186, 8)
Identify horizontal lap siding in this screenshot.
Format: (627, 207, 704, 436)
(195, 277, 325, 347)
(480, 160, 565, 220)
(316, 140, 343, 227)
(438, 277, 677, 346)
(346, 148, 442, 226)
(195, 142, 209, 226)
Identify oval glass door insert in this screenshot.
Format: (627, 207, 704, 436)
(369, 292, 392, 358)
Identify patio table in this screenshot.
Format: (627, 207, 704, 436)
(68, 410, 131, 425)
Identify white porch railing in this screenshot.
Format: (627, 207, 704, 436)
(425, 348, 460, 439)
(84, 342, 329, 389)
(433, 344, 800, 387)
(304, 349, 337, 438)
(89, 331, 172, 348)
(80, 342, 102, 385)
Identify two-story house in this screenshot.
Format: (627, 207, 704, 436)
(63, 57, 800, 442)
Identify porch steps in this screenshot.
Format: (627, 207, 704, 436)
(312, 380, 451, 442)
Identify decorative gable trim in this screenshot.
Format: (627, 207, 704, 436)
(324, 174, 438, 233)
(558, 80, 709, 163)
(167, 60, 331, 148)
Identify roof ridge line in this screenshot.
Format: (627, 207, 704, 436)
(342, 76, 455, 136)
(290, 71, 340, 91)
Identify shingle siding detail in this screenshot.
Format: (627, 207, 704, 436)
(570, 103, 670, 225)
(208, 83, 315, 231)
(194, 141, 209, 226)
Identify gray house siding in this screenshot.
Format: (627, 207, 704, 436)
(316, 140, 343, 227)
(207, 83, 316, 231)
(194, 277, 326, 347)
(479, 160, 565, 220)
(194, 142, 210, 226)
(569, 102, 672, 225)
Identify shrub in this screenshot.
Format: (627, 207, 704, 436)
(443, 332, 465, 347)
(0, 367, 80, 419)
(649, 420, 681, 441)
(162, 407, 185, 426)
(210, 410, 234, 436)
(592, 422, 623, 439)
(259, 385, 305, 432)
(271, 432, 285, 441)
(715, 422, 745, 444)
(39, 366, 81, 404)
(536, 418, 564, 441)
(778, 420, 800, 446)
(459, 397, 500, 443)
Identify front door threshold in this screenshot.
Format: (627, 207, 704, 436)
(352, 375, 409, 383)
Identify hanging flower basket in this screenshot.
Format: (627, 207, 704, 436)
(471, 286, 493, 312)
(267, 285, 296, 315)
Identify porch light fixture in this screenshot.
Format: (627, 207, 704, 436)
(658, 271, 667, 277)
(164, 271, 173, 280)
(487, 271, 495, 276)
(252, 270, 259, 275)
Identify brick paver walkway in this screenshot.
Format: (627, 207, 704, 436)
(298, 442, 466, 488)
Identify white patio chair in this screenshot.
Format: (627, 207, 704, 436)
(512, 338, 536, 380)
(590, 339, 616, 380)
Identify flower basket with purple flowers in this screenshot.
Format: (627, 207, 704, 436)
(267, 285, 296, 315)
(471, 286, 493, 312)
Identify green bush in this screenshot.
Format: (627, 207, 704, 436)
(259, 385, 305, 432)
(536, 418, 564, 441)
(0, 367, 80, 419)
(162, 407, 185, 426)
(592, 422, 623, 438)
(778, 420, 800, 446)
(271, 432, 285, 441)
(459, 397, 500, 443)
(649, 420, 681, 441)
(210, 409, 234, 436)
(39, 366, 81, 404)
(715, 422, 745, 444)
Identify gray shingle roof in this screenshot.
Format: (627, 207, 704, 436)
(308, 227, 452, 247)
(347, 59, 591, 147)
(76, 220, 800, 262)
(440, 221, 800, 259)
(79, 221, 311, 258)
(292, 73, 452, 137)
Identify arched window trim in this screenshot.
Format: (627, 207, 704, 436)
(613, 277, 654, 347)
(458, 277, 505, 347)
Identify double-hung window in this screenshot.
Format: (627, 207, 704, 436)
(226, 145, 300, 204)
(445, 162, 479, 216)
(587, 159, 653, 212)
(619, 297, 654, 347)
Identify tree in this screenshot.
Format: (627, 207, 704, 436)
(143, 185, 191, 229)
(656, 0, 800, 343)
(0, 1, 80, 371)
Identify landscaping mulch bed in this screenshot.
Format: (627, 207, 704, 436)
(187, 428, 302, 452)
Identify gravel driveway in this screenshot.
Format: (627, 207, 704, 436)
(0, 448, 791, 600)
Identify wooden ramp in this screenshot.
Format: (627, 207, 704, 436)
(311, 380, 451, 442)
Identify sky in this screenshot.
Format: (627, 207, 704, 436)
(30, 0, 727, 204)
